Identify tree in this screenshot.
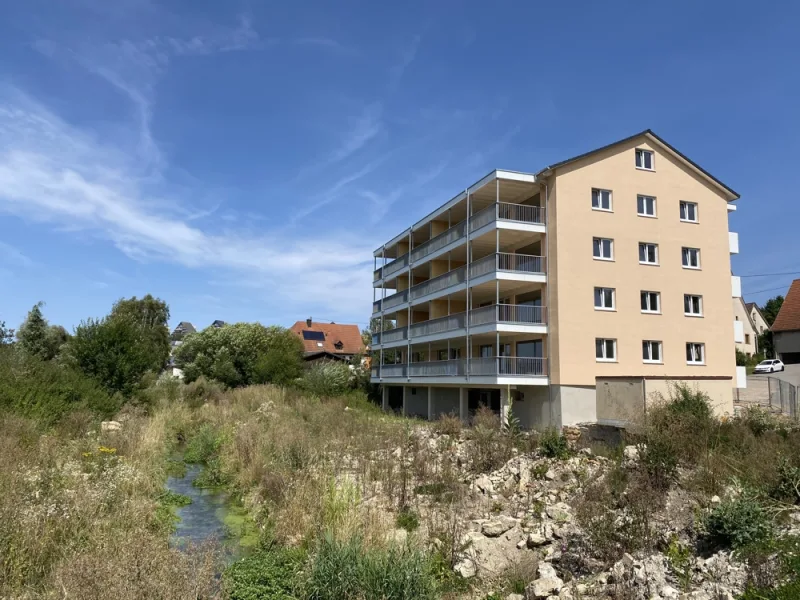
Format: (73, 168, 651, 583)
(1, 320, 14, 344)
(174, 322, 304, 387)
(17, 302, 49, 359)
(110, 295, 171, 369)
(762, 296, 784, 326)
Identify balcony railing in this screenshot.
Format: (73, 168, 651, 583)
(379, 326, 407, 344)
(409, 312, 466, 338)
(469, 304, 547, 327)
(410, 221, 467, 263)
(374, 254, 546, 313)
(375, 357, 547, 378)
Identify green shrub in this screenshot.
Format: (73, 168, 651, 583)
(435, 413, 462, 436)
(740, 406, 782, 437)
(771, 457, 800, 503)
(302, 361, 352, 397)
(183, 423, 228, 487)
(224, 546, 305, 600)
(639, 436, 678, 490)
(182, 376, 225, 408)
(704, 490, 774, 549)
(395, 507, 419, 532)
(539, 427, 571, 459)
(305, 534, 437, 600)
(665, 384, 713, 422)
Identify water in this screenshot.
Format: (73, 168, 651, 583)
(166, 464, 230, 549)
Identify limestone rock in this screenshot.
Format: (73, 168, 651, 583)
(623, 445, 640, 461)
(527, 575, 564, 598)
(482, 516, 517, 537)
(527, 530, 549, 547)
(475, 474, 494, 494)
(454, 559, 476, 578)
(101, 421, 122, 432)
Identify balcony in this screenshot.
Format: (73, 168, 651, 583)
(373, 202, 545, 282)
(372, 326, 407, 346)
(734, 320, 744, 343)
(731, 275, 742, 298)
(374, 357, 547, 379)
(729, 232, 739, 254)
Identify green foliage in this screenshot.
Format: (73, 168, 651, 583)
(305, 534, 437, 600)
(0, 319, 13, 344)
(666, 536, 693, 592)
(174, 322, 304, 388)
(740, 535, 800, 599)
(762, 296, 784, 326)
(759, 330, 775, 359)
(639, 436, 678, 490)
(0, 345, 120, 424)
(771, 457, 800, 503)
(302, 360, 352, 396)
(665, 384, 713, 421)
(184, 423, 228, 487)
(736, 348, 748, 367)
(110, 295, 171, 366)
(181, 376, 226, 407)
(395, 507, 419, 532)
(16, 302, 68, 361)
(703, 490, 774, 549)
(224, 546, 305, 600)
(539, 427, 571, 459)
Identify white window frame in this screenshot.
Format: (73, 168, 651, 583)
(635, 148, 655, 171)
(686, 342, 705, 365)
(594, 287, 616, 311)
(595, 338, 617, 362)
(591, 188, 613, 212)
(680, 201, 698, 223)
(593, 237, 614, 261)
(684, 294, 703, 317)
(682, 247, 701, 269)
(642, 340, 663, 364)
(639, 242, 659, 265)
(637, 195, 657, 217)
(640, 291, 661, 314)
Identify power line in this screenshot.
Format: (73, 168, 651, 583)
(740, 271, 800, 279)
(745, 284, 789, 296)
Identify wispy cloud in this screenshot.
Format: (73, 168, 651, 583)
(0, 241, 33, 267)
(388, 34, 421, 92)
(360, 160, 449, 225)
(0, 90, 377, 320)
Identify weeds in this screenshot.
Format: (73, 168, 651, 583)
(539, 427, 571, 459)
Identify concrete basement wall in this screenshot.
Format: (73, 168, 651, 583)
(404, 386, 428, 418)
(430, 388, 459, 419)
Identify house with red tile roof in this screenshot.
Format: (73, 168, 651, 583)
(289, 318, 365, 362)
(773, 279, 800, 364)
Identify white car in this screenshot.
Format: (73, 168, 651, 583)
(753, 359, 785, 374)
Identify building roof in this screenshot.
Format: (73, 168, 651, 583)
(772, 280, 800, 333)
(536, 129, 739, 201)
(173, 321, 196, 334)
(289, 321, 364, 356)
(745, 302, 770, 329)
(736, 297, 757, 332)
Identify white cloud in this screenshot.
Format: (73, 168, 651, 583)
(0, 91, 376, 321)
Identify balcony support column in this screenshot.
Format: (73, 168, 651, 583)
(459, 387, 468, 423)
(427, 386, 433, 421)
(465, 188, 471, 381)
(500, 386, 510, 429)
(402, 386, 407, 417)
(382, 385, 388, 412)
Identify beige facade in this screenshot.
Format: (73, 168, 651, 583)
(371, 131, 741, 427)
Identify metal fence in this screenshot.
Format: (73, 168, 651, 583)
(736, 376, 798, 419)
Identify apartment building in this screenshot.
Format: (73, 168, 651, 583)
(370, 130, 744, 428)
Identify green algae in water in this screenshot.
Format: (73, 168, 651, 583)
(220, 505, 260, 549)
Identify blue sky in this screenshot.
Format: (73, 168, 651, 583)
(1, 0, 798, 332)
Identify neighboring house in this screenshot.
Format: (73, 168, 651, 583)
(745, 302, 771, 335)
(733, 298, 758, 356)
(370, 130, 743, 428)
(172, 321, 196, 338)
(290, 318, 365, 363)
(210, 320, 226, 329)
(772, 279, 800, 365)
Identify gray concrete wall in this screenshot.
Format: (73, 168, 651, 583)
(404, 386, 429, 418)
(776, 331, 800, 356)
(596, 378, 645, 426)
(430, 388, 460, 419)
(555, 385, 597, 426)
(514, 386, 554, 430)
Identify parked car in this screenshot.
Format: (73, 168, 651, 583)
(753, 359, 785, 373)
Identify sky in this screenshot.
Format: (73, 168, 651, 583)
(1, 0, 799, 332)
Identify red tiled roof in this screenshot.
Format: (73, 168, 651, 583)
(289, 321, 364, 356)
(772, 280, 800, 332)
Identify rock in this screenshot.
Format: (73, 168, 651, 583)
(482, 516, 517, 537)
(575, 583, 588, 595)
(711, 495, 721, 504)
(391, 447, 402, 459)
(506, 595, 524, 600)
(545, 469, 556, 480)
(527, 576, 564, 598)
(660, 585, 679, 599)
(527, 531, 550, 547)
(546, 503, 572, 522)
(475, 474, 494, 494)
(101, 420, 122, 432)
(517, 539, 527, 549)
(538, 562, 558, 579)
(580, 446, 593, 455)
(386, 528, 408, 545)
(454, 559, 476, 578)
(623, 445, 640, 461)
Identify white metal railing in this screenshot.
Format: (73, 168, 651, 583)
(409, 312, 466, 337)
(499, 357, 547, 376)
(497, 304, 546, 324)
(380, 364, 407, 377)
(468, 254, 497, 278)
(468, 305, 497, 327)
(469, 204, 496, 232)
(382, 289, 409, 311)
(408, 359, 466, 377)
(410, 266, 467, 300)
(497, 253, 545, 273)
(497, 203, 544, 224)
(381, 327, 407, 343)
(410, 221, 467, 263)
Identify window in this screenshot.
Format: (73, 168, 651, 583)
(437, 349, 448, 361)
(593, 237, 614, 260)
(680, 201, 698, 222)
(595, 338, 617, 362)
(635, 148, 654, 170)
(686, 342, 705, 365)
(592, 188, 612, 211)
(684, 294, 703, 316)
(642, 340, 663, 363)
(637, 195, 657, 217)
(640, 291, 661, 313)
(480, 345, 493, 358)
(594, 287, 616, 310)
(639, 242, 659, 265)
(682, 247, 701, 269)
(745, 334, 751, 344)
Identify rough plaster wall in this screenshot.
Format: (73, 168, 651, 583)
(404, 387, 429, 418)
(430, 388, 460, 419)
(557, 385, 597, 425)
(596, 378, 645, 425)
(645, 379, 734, 418)
(515, 386, 552, 429)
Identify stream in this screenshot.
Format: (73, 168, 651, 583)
(166, 464, 231, 549)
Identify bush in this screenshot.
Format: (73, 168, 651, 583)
(395, 507, 420, 532)
(539, 427, 571, 459)
(302, 361, 352, 396)
(305, 534, 437, 600)
(467, 406, 514, 473)
(224, 546, 305, 600)
(182, 376, 225, 408)
(704, 490, 774, 549)
(435, 413, 462, 436)
(639, 436, 678, 490)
